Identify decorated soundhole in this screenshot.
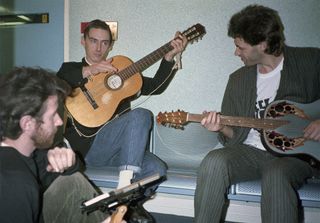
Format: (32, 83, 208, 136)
(266, 101, 309, 119)
(265, 131, 305, 152)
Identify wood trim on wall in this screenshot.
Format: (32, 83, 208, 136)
(63, 0, 69, 62)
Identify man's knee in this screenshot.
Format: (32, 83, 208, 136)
(130, 108, 153, 128)
(45, 172, 96, 197)
(200, 149, 228, 172)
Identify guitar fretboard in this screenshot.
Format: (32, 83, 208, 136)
(119, 42, 172, 80)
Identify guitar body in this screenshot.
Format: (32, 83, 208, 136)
(65, 55, 142, 128)
(262, 99, 320, 165)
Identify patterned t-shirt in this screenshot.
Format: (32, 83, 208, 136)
(243, 58, 284, 150)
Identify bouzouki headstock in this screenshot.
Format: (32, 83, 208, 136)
(156, 110, 188, 129)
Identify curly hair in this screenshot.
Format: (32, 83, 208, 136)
(228, 4, 285, 56)
(0, 67, 70, 141)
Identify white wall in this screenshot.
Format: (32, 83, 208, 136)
(66, 0, 320, 114)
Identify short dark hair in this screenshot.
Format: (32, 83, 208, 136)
(83, 19, 113, 42)
(228, 4, 285, 56)
(0, 67, 70, 140)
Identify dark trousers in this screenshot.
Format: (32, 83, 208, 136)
(194, 145, 314, 223)
(43, 172, 108, 223)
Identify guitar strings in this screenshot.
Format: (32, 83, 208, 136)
(87, 43, 173, 96)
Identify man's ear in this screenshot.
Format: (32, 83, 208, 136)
(259, 41, 267, 51)
(108, 41, 114, 53)
(81, 36, 85, 47)
(20, 115, 35, 132)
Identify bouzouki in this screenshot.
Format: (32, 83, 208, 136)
(65, 24, 206, 128)
(157, 99, 320, 165)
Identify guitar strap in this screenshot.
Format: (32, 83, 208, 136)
(173, 52, 182, 70)
(68, 111, 121, 138)
(130, 60, 181, 110)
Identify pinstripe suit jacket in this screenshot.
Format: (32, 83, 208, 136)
(218, 45, 320, 147)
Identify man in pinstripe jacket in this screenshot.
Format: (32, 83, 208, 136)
(194, 5, 320, 223)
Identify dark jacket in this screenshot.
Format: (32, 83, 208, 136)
(219, 45, 320, 146)
(0, 147, 80, 223)
(57, 57, 177, 158)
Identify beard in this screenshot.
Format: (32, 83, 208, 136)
(31, 125, 57, 149)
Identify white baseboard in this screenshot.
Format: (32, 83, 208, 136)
(143, 193, 262, 222)
(101, 188, 320, 223)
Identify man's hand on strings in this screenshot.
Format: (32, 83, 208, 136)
(83, 58, 118, 78)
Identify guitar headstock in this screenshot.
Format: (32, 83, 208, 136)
(156, 110, 188, 129)
(183, 23, 206, 44)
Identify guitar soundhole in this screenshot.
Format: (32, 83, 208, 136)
(268, 110, 276, 117)
(274, 103, 285, 112)
(266, 131, 305, 152)
(267, 131, 294, 152)
(269, 102, 296, 118)
(106, 74, 123, 90)
(273, 138, 283, 147)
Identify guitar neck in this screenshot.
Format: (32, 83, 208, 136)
(187, 113, 287, 130)
(118, 42, 172, 80)
(117, 23, 206, 81)
(135, 42, 172, 72)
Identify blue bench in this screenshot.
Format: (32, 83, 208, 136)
(85, 120, 320, 221)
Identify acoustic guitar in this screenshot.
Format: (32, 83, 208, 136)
(157, 99, 320, 164)
(65, 24, 206, 128)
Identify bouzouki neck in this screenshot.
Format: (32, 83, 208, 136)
(157, 99, 320, 165)
(157, 111, 288, 130)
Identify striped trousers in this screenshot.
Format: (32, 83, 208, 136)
(194, 145, 314, 223)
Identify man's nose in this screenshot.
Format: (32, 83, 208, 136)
(56, 115, 63, 127)
(96, 43, 101, 51)
(234, 48, 240, 56)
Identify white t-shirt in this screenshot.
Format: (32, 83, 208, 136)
(243, 58, 284, 150)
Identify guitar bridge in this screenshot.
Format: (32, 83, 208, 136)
(80, 85, 98, 109)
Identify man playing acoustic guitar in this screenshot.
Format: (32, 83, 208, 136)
(57, 19, 188, 222)
(194, 5, 320, 223)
